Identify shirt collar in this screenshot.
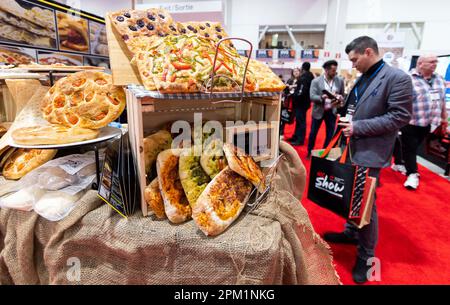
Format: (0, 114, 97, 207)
(411, 69, 436, 80)
(364, 59, 384, 76)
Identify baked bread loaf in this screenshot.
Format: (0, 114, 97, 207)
(192, 166, 253, 236)
(41, 71, 125, 129)
(12, 125, 100, 145)
(143, 130, 172, 175)
(179, 148, 210, 207)
(2, 148, 57, 180)
(156, 149, 191, 223)
(223, 143, 266, 192)
(144, 177, 166, 219)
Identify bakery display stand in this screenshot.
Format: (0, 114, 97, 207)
(9, 126, 122, 189)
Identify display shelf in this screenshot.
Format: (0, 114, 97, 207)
(125, 87, 282, 217)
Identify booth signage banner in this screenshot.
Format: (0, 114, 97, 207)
(278, 49, 296, 61)
(301, 49, 319, 61)
(256, 49, 273, 60)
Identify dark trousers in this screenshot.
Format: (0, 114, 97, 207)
(307, 111, 337, 153)
(392, 133, 403, 165)
(344, 168, 380, 261)
(400, 124, 431, 175)
(292, 107, 308, 142)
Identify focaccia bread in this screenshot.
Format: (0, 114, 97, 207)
(247, 58, 286, 92)
(109, 8, 175, 46)
(134, 35, 248, 93)
(41, 71, 126, 129)
(143, 130, 172, 176)
(200, 138, 227, 178)
(223, 143, 266, 192)
(12, 125, 100, 145)
(179, 148, 210, 207)
(156, 149, 191, 223)
(2, 148, 57, 180)
(192, 166, 253, 236)
(144, 177, 166, 219)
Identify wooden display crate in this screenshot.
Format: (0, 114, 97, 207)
(106, 13, 283, 216)
(125, 87, 282, 216)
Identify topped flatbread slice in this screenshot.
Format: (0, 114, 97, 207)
(192, 166, 253, 236)
(223, 143, 265, 192)
(2, 148, 57, 180)
(156, 149, 191, 223)
(179, 148, 210, 207)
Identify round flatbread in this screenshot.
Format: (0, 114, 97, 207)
(2, 148, 57, 180)
(12, 125, 100, 145)
(41, 71, 126, 129)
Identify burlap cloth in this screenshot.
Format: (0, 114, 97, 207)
(0, 141, 340, 285)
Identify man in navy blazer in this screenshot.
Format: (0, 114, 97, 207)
(323, 36, 412, 283)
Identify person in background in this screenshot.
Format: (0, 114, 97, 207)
(307, 60, 345, 158)
(286, 62, 315, 146)
(324, 36, 412, 284)
(395, 54, 448, 189)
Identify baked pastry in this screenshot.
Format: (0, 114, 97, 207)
(2, 148, 57, 180)
(143, 130, 172, 176)
(223, 143, 265, 192)
(12, 125, 100, 145)
(192, 166, 253, 236)
(156, 149, 191, 223)
(179, 148, 210, 207)
(144, 177, 166, 219)
(41, 71, 126, 129)
(0, 0, 55, 31)
(57, 12, 89, 52)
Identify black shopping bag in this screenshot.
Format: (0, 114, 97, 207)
(307, 130, 376, 227)
(426, 125, 450, 163)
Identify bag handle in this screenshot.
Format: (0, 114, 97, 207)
(320, 128, 350, 164)
(339, 137, 350, 164)
(321, 129, 343, 158)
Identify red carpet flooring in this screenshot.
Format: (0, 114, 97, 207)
(283, 109, 450, 285)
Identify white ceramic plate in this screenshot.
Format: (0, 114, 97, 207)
(9, 126, 122, 149)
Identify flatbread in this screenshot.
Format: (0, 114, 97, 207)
(41, 71, 126, 129)
(223, 143, 265, 192)
(192, 166, 253, 236)
(179, 148, 210, 207)
(200, 138, 227, 178)
(143, 130, 172, 176)
(2, 148, 57, 180)
(156, 149, 191, 223)
(144, 177, 166, 219)
(12, 125, 100, 145)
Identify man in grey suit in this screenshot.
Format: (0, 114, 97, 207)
(307, 60, 345, 158)
(323, 36, 412, 283)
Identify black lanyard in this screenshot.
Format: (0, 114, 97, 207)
(354, 62, 385, 104)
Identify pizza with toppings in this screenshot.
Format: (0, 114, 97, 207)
(41, 71, 126, 129)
